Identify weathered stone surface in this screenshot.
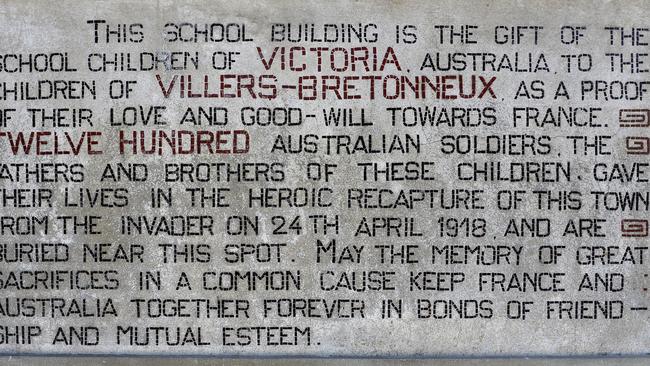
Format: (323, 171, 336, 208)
(0, 0, 648, 358)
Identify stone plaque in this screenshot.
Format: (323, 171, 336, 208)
(0, 0, 648, 358)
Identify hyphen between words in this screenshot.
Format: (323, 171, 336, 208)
(155, 47, 497, 100)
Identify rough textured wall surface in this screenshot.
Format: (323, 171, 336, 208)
(0, 0, 648, 360)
